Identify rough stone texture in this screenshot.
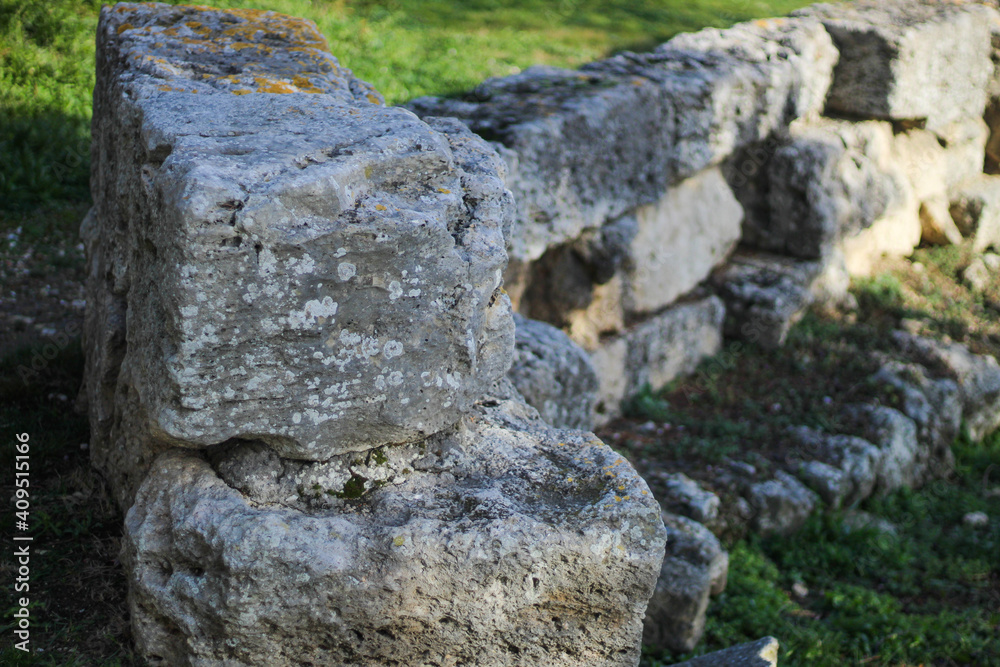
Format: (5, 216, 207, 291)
(507, 314, 600, 430)
(84, 3, 515, 507)
(893, 332, 1000, 442)
(795, 0, 995, 130)
(408, 18, 836, 264)
(623, 168, 743, 315)
(871, 361, 961, 477)
(643, 513, 728, 653)
(787, 426, 881, 509)
(751, 118, 916, 263)
(123, 387, 667, 667)
(590, 296, 725, 423)
(657, 472, 721, 525)
(744, 470, 819, 536)
(669, 636, 779, 667)
(950, 175, 1000, 253)
(712, 250, 849, 348)
(843, 404, 923, 493)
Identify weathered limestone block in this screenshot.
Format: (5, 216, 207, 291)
(787, 426, 881, 508)
(84, 3, 514, 507)
(408, 18, 836, 263)
(669, 636, 779, 667)
(508, 314, 600, 431)
(752, 118, 917, 262)
(643, 513, 729, 653)
(950, 175, 1000, 253)
(893, 332, 1000, 442)
(795, 0, 995, 130)
(842, 404, 923, 493)
(590, 296, 725, 423)
(712, 250, 849, 349)
(515, 168, 739, 347)
(623, 168, 743, 316)
(123, 389, 668, 667)
(744, 470, 819, 536)
(656, 472, 721, 525)
(871, 361, 961, 477)
(891, 116, 990, 245)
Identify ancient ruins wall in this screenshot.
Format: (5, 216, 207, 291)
(410, 0, 1000, 425)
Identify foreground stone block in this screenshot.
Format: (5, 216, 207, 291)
(590, 296, 725, 422)
(84, 3, 514, 507)
(508, 314, 599, 430)
(409, 18, 835, 263)
(643, 513, 728, 653)
(124, 389, 667, 666)
(670, 636, 779, 667)
(797, 0, 995, 130)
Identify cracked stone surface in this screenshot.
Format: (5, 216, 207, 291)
(123, 387, 667, 667)
(84, 3, 515, 508)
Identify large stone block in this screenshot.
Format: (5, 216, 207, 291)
(84, 3, 514, 506)
(123, 389, 667, 667)
(590, 296, 725, 423)
(796, 0, 995, 130)
(623, 168, 742, 315)
(752, 118, 915, 261)
(408, 18, 835, 263)
(508, 314, 600, 431)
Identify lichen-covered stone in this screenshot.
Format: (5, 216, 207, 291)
(508, 314, 600, 431)
(408, 18, 835, 264)
(795, 0, 996, 130)
(84, 3, 515, 507)
(643, 513, 729, 653)
(123, 388, 667, 667)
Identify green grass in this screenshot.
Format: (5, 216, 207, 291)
(11, 1, 998, 665)
(645, 431, 1000, 666)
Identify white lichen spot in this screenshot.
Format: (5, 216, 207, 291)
(388, 371, 404, 386)
(383, 341, 403, 359)
(334, 247, 347, 258)
(293, 253, 316, 275)
(407, 289, 421, 297)
(293, 412, 302, 424)
(288, 297, 338, 330)
(337, 262, 356, 281)
(389, 281, 403, 300)
(180, 305, 199, 318)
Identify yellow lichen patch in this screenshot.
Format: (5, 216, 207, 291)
(375, 204, 387, 211)
(254, 76, 297, 94)
(436, 188, 451, 194)
(231, 89, 252, 95)
(392, 536, 405, 547)
(292, 75, 326, 94)
(117, 23, 134, 34)
(365, 92, 382, 105)
(184, 20, 211, 37)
